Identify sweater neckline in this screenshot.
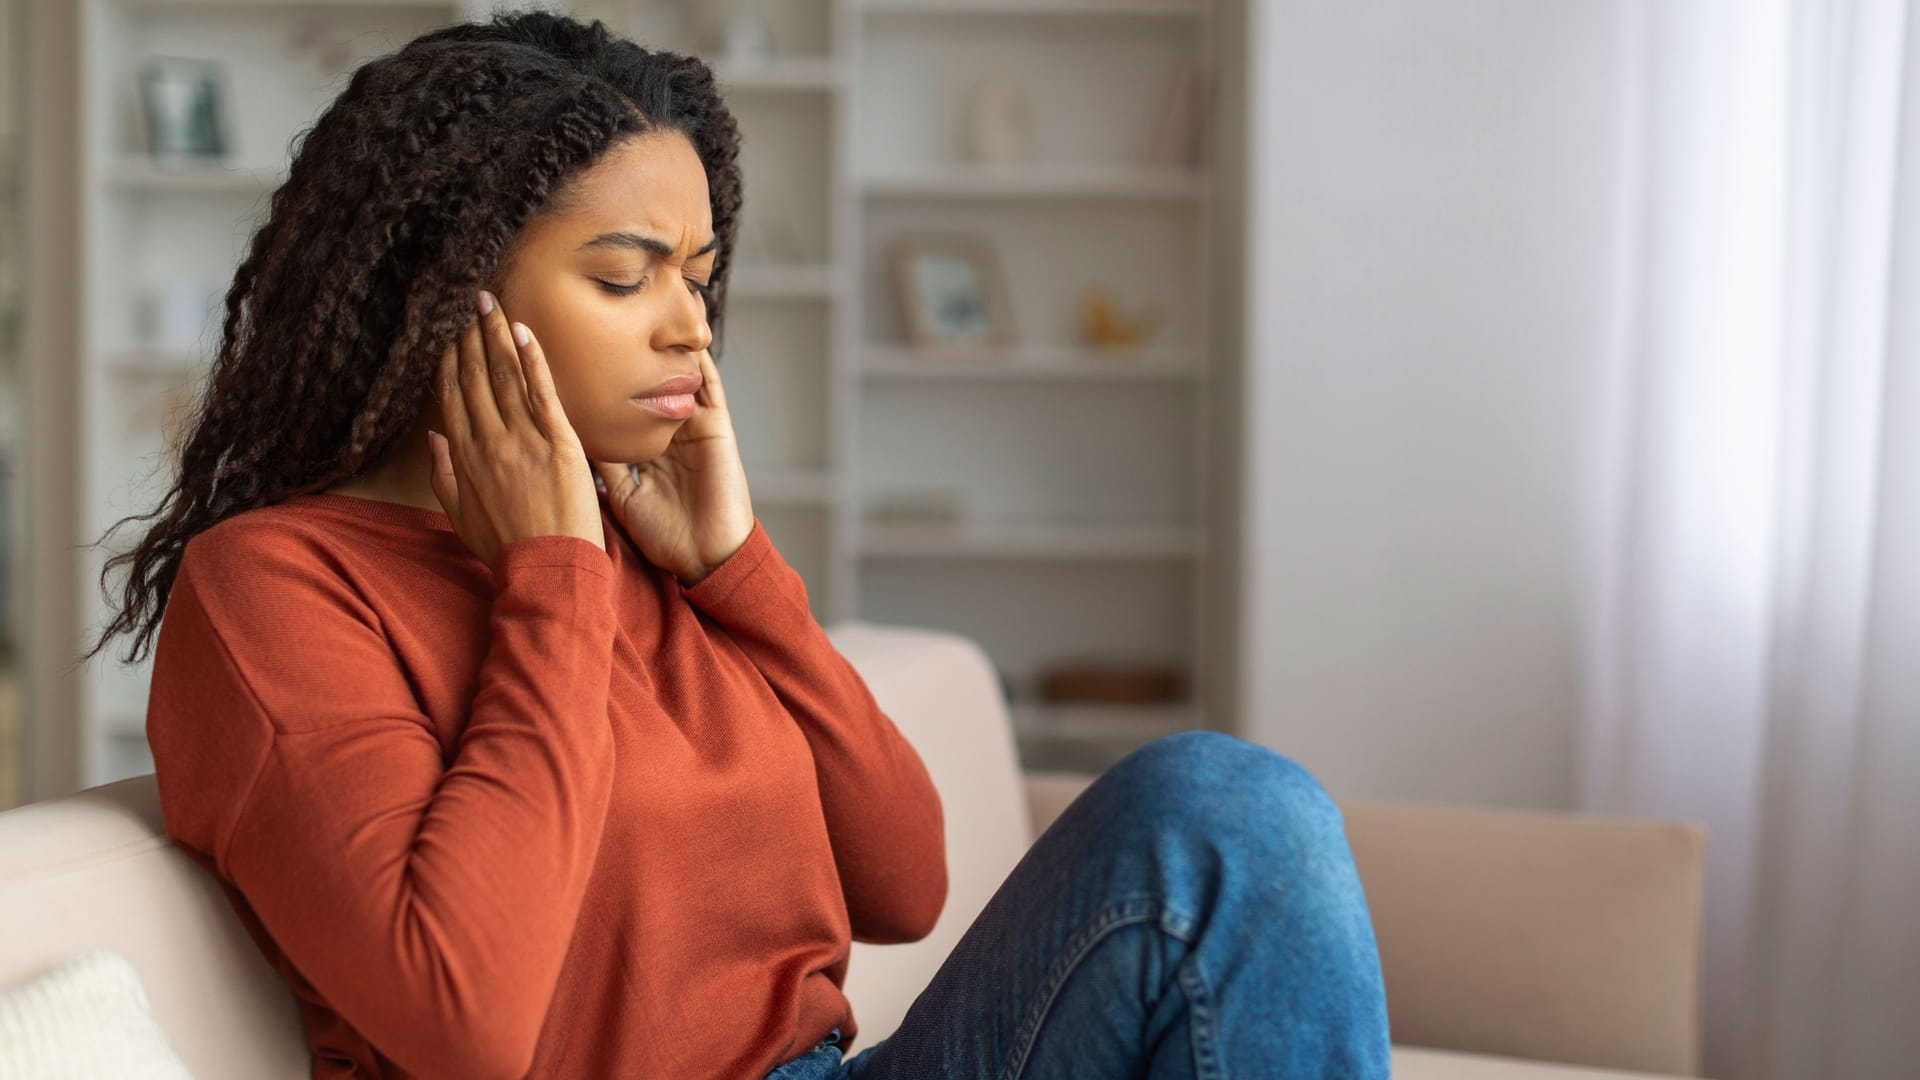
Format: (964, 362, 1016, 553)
(289, 492, 457, 534)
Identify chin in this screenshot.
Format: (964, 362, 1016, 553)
(586, 428, 676, 466)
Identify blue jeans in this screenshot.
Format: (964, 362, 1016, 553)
(762, 730, 1391, 1079)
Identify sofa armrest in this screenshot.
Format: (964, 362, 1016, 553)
(1341, 800, 1705, 1077)
(1019, 771, 1705, 1078)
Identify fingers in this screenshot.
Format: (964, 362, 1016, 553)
(427, 430, 459, 517)
(693, 348, 724, 412)
(436, 338, 472, 449)
(513, 320, 572, 446)
(592, 459, 635, 504)
(476, 290, 535, 433)
(457, 291, 507, 439)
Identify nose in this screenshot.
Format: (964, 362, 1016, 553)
(654, 276, 714, 355)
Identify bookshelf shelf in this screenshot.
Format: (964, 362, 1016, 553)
(858, 521, 1204, 561)
(862, 0, 1205, 20)
(860, 344, 1203, 380)
(106, 158, 283, 193)
(861, 165, 1208, 202)
(116, 0, 452, 10)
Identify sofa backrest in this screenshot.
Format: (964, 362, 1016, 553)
(1342, 799, 1705, 1076)
(0, 620, 1031, 1076)
(0, 774, 311, 1079)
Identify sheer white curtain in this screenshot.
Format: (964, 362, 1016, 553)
(1580, 0, 1920, 1077)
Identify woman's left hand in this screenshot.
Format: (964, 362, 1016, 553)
(592, 347, 753, 587)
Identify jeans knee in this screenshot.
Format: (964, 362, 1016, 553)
(1102, 731, 1346, 854)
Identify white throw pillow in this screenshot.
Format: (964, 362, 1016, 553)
(0, 950, 196, 1079)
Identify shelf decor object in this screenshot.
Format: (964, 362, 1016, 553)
(1078, 286, 1164, 349)
(889, 232, 1015, 347)
(964, 76, 1033, 166)
(1036, 660, 1187, 705)
(1146, 52, 1205, 169)
(136, 56, 228, 164)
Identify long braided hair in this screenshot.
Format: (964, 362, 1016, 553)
(81, 11, 743, 667)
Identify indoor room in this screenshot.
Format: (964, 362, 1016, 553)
(0, 3, 1913, 1079)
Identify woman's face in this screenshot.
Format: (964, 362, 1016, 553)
(491, 130, 717, 466)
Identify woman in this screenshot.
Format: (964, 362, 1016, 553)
(88, 12, 1391, 1079)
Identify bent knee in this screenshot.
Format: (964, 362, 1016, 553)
(1104, 731, 1343, 840)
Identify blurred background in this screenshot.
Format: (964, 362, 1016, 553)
(2, 1, 1915, 1078)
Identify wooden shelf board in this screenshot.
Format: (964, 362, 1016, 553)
(861, 165, 1207, 201)
(107, 158, 283, 193)
(859, 521, 1203, 560)
(862, 344, 1201, 380)
(115, 0, 453, 10)
(864, 0, 1206, 19)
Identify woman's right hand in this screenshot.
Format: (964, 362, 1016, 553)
(427, 290, 606, 574)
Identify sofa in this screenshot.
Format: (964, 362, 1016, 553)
(0, 620, 1705, 1078)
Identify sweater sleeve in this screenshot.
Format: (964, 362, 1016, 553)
(145, 527, 620, 1080)
(679, 518, 947, 944)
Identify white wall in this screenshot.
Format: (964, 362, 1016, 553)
(1237, 1, 1626, 809)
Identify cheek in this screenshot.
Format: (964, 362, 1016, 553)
(501, 290, 618, 403)
(526, 312, 668, 459)
(541, 315, 638, 407)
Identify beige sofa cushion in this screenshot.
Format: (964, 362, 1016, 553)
(1393, 1045, 1696, 1079)
(1345, 800, 1705, 1076)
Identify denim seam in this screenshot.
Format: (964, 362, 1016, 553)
(1001, 894, 1184, 1080)
(1175, 944, 1223, 1080)
(1155, 902, 1221, 1080)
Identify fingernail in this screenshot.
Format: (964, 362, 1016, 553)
(477, 290, 494, 315)
(513, 322, 530, 347)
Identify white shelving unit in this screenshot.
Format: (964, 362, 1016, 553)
(76, 0, 483, 785)
(72, 0, 1233, 786)
(844, 0, 1221, 771)
(1, 0, 22, 702)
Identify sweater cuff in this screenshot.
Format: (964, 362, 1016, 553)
(678, 518, 776, 611)
(489, 534, 613, 594)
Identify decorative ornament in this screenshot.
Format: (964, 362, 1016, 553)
(1079, 288, 1163, 348)
(965, 76, 1033, 166)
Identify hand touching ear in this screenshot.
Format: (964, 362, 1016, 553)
(427, 292, 605, 574)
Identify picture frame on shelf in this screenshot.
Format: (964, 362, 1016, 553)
(890, 233, 1015, 347)
(137, 57, 229, 164)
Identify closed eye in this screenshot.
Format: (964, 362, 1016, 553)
(595, 277, 644, 296)
(594, 276, 716, 303)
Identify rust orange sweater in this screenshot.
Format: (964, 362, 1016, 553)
(145, 492, 948, 1080)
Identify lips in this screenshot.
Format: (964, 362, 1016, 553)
(637, 372, 703, 399)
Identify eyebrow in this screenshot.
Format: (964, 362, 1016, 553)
(578, 231, 720, 258)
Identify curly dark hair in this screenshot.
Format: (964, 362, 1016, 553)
(79, 10, 743, 668)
